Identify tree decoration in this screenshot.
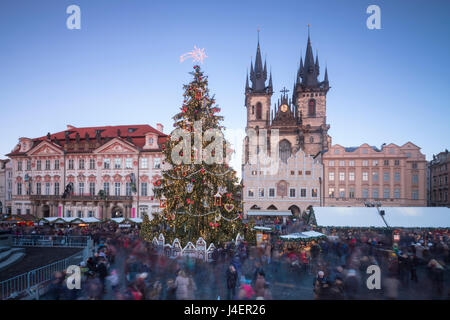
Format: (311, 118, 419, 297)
(160, 195, 167, 208)
(214, 192, 222, 207)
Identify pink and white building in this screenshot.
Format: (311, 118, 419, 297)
(6, 124, 167, 220)
(322, 143, 427, 207)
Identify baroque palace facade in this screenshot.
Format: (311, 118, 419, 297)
(6, 124, 167, 219)
(242, 33, 426, 217)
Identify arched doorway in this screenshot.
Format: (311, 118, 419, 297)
(267, 205, 278, 210)
(288, 205, 301, 217)
(42, 205, 50, 217)
(111, 206, 123, 218)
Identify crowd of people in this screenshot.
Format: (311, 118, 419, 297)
(1, 221, 449, 300)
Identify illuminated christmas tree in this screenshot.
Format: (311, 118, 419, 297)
(141, 65, 255, 245)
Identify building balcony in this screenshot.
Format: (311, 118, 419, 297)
(29, 194, 133, 202)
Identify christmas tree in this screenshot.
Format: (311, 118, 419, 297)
(142, 65, 254, 245)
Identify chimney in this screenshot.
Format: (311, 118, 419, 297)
(156, 123, 164, 133)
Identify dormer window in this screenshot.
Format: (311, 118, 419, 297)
(128, 128, 137, 133)
(149, 137, 154, 145)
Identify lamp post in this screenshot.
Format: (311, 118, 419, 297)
(364, 201, 389, 228)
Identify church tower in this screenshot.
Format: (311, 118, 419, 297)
(245, 38, 273, 132)
(293, 31, 331, 156)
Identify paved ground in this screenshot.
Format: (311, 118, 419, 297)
(0, 247, 82, 281)
(39, 246, 450, 300)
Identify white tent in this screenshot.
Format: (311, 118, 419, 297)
(279, 231, 326, 241)
(40, 217, 100, 224)
(314, 207, 450, 228)
(379, 207, 450, 228)
(314, 207, 386, 228)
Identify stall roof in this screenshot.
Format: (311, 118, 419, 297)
(253, 226, 273, 231)
(247, 211, 292, 216)
(40, 217, 100, 224)
(379, 207, 450, 228)
(279, 231, 326, 240)
(314, 207, 388, 228)
(314, 207, 450, 228)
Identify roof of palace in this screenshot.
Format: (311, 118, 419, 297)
(7, 124, 168, 157)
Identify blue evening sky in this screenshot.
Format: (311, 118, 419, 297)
(1, 0, 449, 174)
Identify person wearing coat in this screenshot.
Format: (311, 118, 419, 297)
(226, 265, 238, 300)
(174, 270, 193, 300)
(254, 272, 266, 299)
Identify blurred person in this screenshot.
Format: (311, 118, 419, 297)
(428, 259, 445, 296)
(136, 272, 149, 298)
(148, 280, 163, 300)
(106, 269, 120, 293)
(226, 264, 238, 300)
(254, 271, 266, 300)
(165, 279, 177, 300)
(187, 274, 197, 300)
(96, 257, 109, 293)
(85, 272, 103, 300)
(237, 278, 255, 300)
(313, 271, 329, 300)
(46, 272, 65, 300)
(343, 269, 359, 300)
(174, 270, 191, 300)
(383, 272, 400, 300)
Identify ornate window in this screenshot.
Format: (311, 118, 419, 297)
(279, 139, 291, 163)
(308, 99, 316, 116)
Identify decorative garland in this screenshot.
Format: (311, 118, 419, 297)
(164, 167, 233, 180)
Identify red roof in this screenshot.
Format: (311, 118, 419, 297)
(7, 124, 167, 156)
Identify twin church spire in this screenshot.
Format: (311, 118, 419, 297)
(246, 30, 329, 97)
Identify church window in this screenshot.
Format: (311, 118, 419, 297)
(252, 106, 254, 115)
(308, 99, 316, 116)
(279, 139, 291, 163)
(256, 102, 262, 120)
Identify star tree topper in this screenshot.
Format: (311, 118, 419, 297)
(180, 46, 208, 64)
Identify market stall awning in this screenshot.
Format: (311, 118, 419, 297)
(314, 207, 450, 228)
(279, 231, 326, 241)
(379, 207, 450, 228)
(314, 207, 387, 228)
(247, 211, 292, 216)
(253, 226, 273, 231)
(40, 217, 100, 224)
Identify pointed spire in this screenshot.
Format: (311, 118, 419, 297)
(300, 26, 319, 88)
(315, 51, 320, 76)
(324, 66, 329, 85)
(245, 71, 250, 91)
(263, 60, 267, 78)
(268, 70, 273, 92)
(249, 31, 268, 93)
(299, 56, 304, 75)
